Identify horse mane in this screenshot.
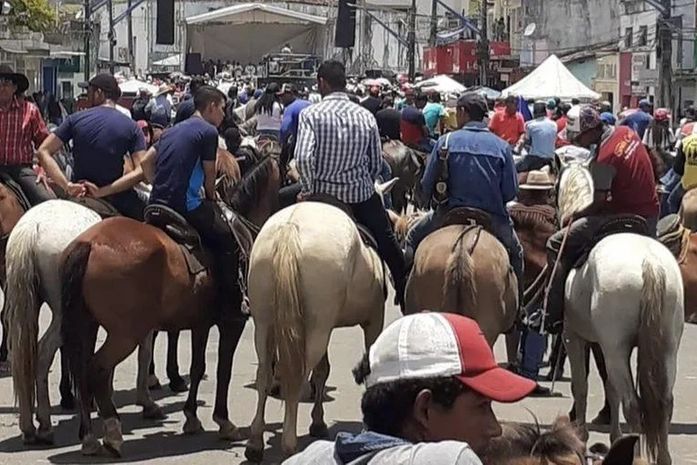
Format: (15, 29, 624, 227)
(558, 164, 594, 223)
(228, 155, 276, 216)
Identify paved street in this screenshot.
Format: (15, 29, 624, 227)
(1, 294, 697, 464)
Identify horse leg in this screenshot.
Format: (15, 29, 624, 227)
(147, 331, 162, 390)
(246, 323, 272, 462)
(281, 377, 302, 457)
(309, 353, 330, 439)
(77, 323, 99, 456)
(565, 332, 590, 441)
(505, 330, 520, 370)
(90, 335, 138, 457)
(167, 330, 188, 392)
(136, 331, 164, 419)
(212, 319, 246, 441)
(0, 298, 8, 366)
(601, 342, 637, 443)
(34, 311, 63, 444)
(59, 348, 74, 409)
(590, 343, 611, 425)
(182, 325, 210, 435)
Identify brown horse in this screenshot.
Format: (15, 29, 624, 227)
(60, 156, 280, 457)
(658, 215, 697, 323)
(382, 140, 424, 212)
(405, 221, 518, 345)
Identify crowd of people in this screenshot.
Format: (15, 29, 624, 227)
(0, 59, 672, 465)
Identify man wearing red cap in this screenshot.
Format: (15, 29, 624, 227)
(283, 312, 535, 464)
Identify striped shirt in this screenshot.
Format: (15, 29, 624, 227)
(0, 96, 48, 166)
(294, 92, 382, 204)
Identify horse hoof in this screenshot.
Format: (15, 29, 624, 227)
(591, 408, 611, 426)
(183, 417, 204, 435)
(60, 395, 76, 411)
(103, 441, 122, 458)
(309, 423, 329, 439)
(81, 434, 101, 456)
(35, 429, 54, 445)
(218, 423, 243, 441)
(244, 445, 264, 463)
(22, 430, 37, 445)
(148, 374, 162, 391)
(142, 403, 166, 420)
(169, 378, 189, 393)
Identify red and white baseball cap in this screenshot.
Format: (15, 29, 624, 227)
(366, 312, 536, 403)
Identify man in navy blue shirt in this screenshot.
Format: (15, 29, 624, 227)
(404, 92, 523, 300)
(149, 86, 243, 318)
(620, 98, 653, 139)
(37, 73, 148, 219)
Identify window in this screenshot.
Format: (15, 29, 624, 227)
(625, 27, 633, 48)
(638, 25, 648, 46)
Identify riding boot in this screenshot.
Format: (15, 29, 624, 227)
(544, 262, 567, 334)
(215, 252, 246, 322)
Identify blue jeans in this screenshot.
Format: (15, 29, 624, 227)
(667, 183, 685, 216)
(660, 169, 682, 217)
(378, 159, 393, 210)
(405, 209, 524, 301)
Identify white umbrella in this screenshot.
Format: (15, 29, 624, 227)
(415, 75, 466, 94)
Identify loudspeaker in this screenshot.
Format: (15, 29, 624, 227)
(185, 53, 204, 75)
(156, 0, 174, 45)
(334, 0, 356, 48)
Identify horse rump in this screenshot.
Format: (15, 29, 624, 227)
(60, 241, 96, 415)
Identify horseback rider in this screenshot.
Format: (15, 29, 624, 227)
(404, 92, 525, 303)
(544, 105, 659, 334)
(294, 60, 407, 309)
(0, 65, 53, 205)
(36, 74, 148, 219)
(148, 86, 244, 317)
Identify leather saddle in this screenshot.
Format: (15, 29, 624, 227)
(440, 207, 494, 234)
(70, 197, 120, 219)
(304, 193, 379, 250)
(0, 172, 31, 211)
(144, 204, 208, 275)
(572, 215, 648, 269)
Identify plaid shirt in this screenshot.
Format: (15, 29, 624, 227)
(0, 96, 48, 166)
(294, 92, 382, 204)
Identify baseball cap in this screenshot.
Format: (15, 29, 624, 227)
(78, 74, 121, 100)
(566, 104, 600, 140)
(457, 92, 488, 120)
(366, 313, 536, 402)
(278, 83, 296, 95)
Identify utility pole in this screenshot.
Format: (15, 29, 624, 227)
(127, 0, 134, 71)
(656, 0, 673, 111)
(407, 0, 416, 81)
(477, 0, 489, 86)
(429, 0, 437, 46)
(83, 0, 90, 80)
(108, 0, 115, 73)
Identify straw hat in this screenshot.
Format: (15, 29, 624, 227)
(154, 83, 173, 97)
(519, 167, 555, 190)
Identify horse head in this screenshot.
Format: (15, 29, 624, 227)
(226, 155, 281, 228)
(375, 177, 399, 207)
(555, 145, 594, 226)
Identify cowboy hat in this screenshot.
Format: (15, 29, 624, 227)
(519, 167, 555, 190)
(154, 83, 173, 97)
(0, 65, 29, 94)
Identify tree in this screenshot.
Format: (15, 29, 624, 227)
(7, 0, 56, 33)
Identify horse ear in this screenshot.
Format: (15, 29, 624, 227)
(376, 178, 399, 194)
(602, 435, 639, 465)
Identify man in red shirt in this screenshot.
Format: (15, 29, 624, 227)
(489, 94, 525, 148)
(0, 66, 52, 204)
(543, 105, 658, 334)
(400, 93, 432, 153)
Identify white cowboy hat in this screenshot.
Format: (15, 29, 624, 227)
(154, 83, 173, 97)
(519, 168, 555, 190)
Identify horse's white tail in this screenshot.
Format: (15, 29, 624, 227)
(442, 230, 477, 314)
(638, 258, 671, 463)
(5, 225, 40, 411)
(271, 222, 305, 398)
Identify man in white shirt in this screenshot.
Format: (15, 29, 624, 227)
(283, 313, 536, 465)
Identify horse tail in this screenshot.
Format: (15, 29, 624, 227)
(442, 230, 477, 313)
(637, 258, 670, 463)
(271, 222, 305, 398)
(6, 225, 39, 410)
(60, 241, 94, 401)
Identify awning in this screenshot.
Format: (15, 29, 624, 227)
(185, 3, 327, 65)
(153, 54, 181, 67)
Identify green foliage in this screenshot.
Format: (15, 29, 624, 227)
(8, 0, 57, 33)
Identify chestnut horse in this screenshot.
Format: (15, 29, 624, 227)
(60, 156, 280, 457)
(658, 215, 697, 323)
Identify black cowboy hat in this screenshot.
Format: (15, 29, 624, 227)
(0, 65, 29, 94)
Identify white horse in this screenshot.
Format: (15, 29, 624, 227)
(245, 181, 396, 461)
(557, 155, 684, 465)
(5, 200, 101, 444)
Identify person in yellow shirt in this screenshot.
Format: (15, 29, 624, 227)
(666, 133, 697, 214)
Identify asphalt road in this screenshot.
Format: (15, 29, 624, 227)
(1, 293, 697, 465)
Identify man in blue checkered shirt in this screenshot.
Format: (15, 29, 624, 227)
(294, 60, 406, 308)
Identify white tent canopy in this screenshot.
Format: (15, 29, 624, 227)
(185, 3, 327, 65)
(153, 54, 181, 67)
(118, 78, 158, 95)
(415, 75, 466, 95)
(501, 55, 600, 100)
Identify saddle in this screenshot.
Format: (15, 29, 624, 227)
(304, 193, 379, 250)
(440, 207, 494, 234)
(0, 172, 31, 211)
(572, 215, 648, 269)
(70, 197, 120, 219)
(144, 204, 208, 275)
(657, 214, 689, 260)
